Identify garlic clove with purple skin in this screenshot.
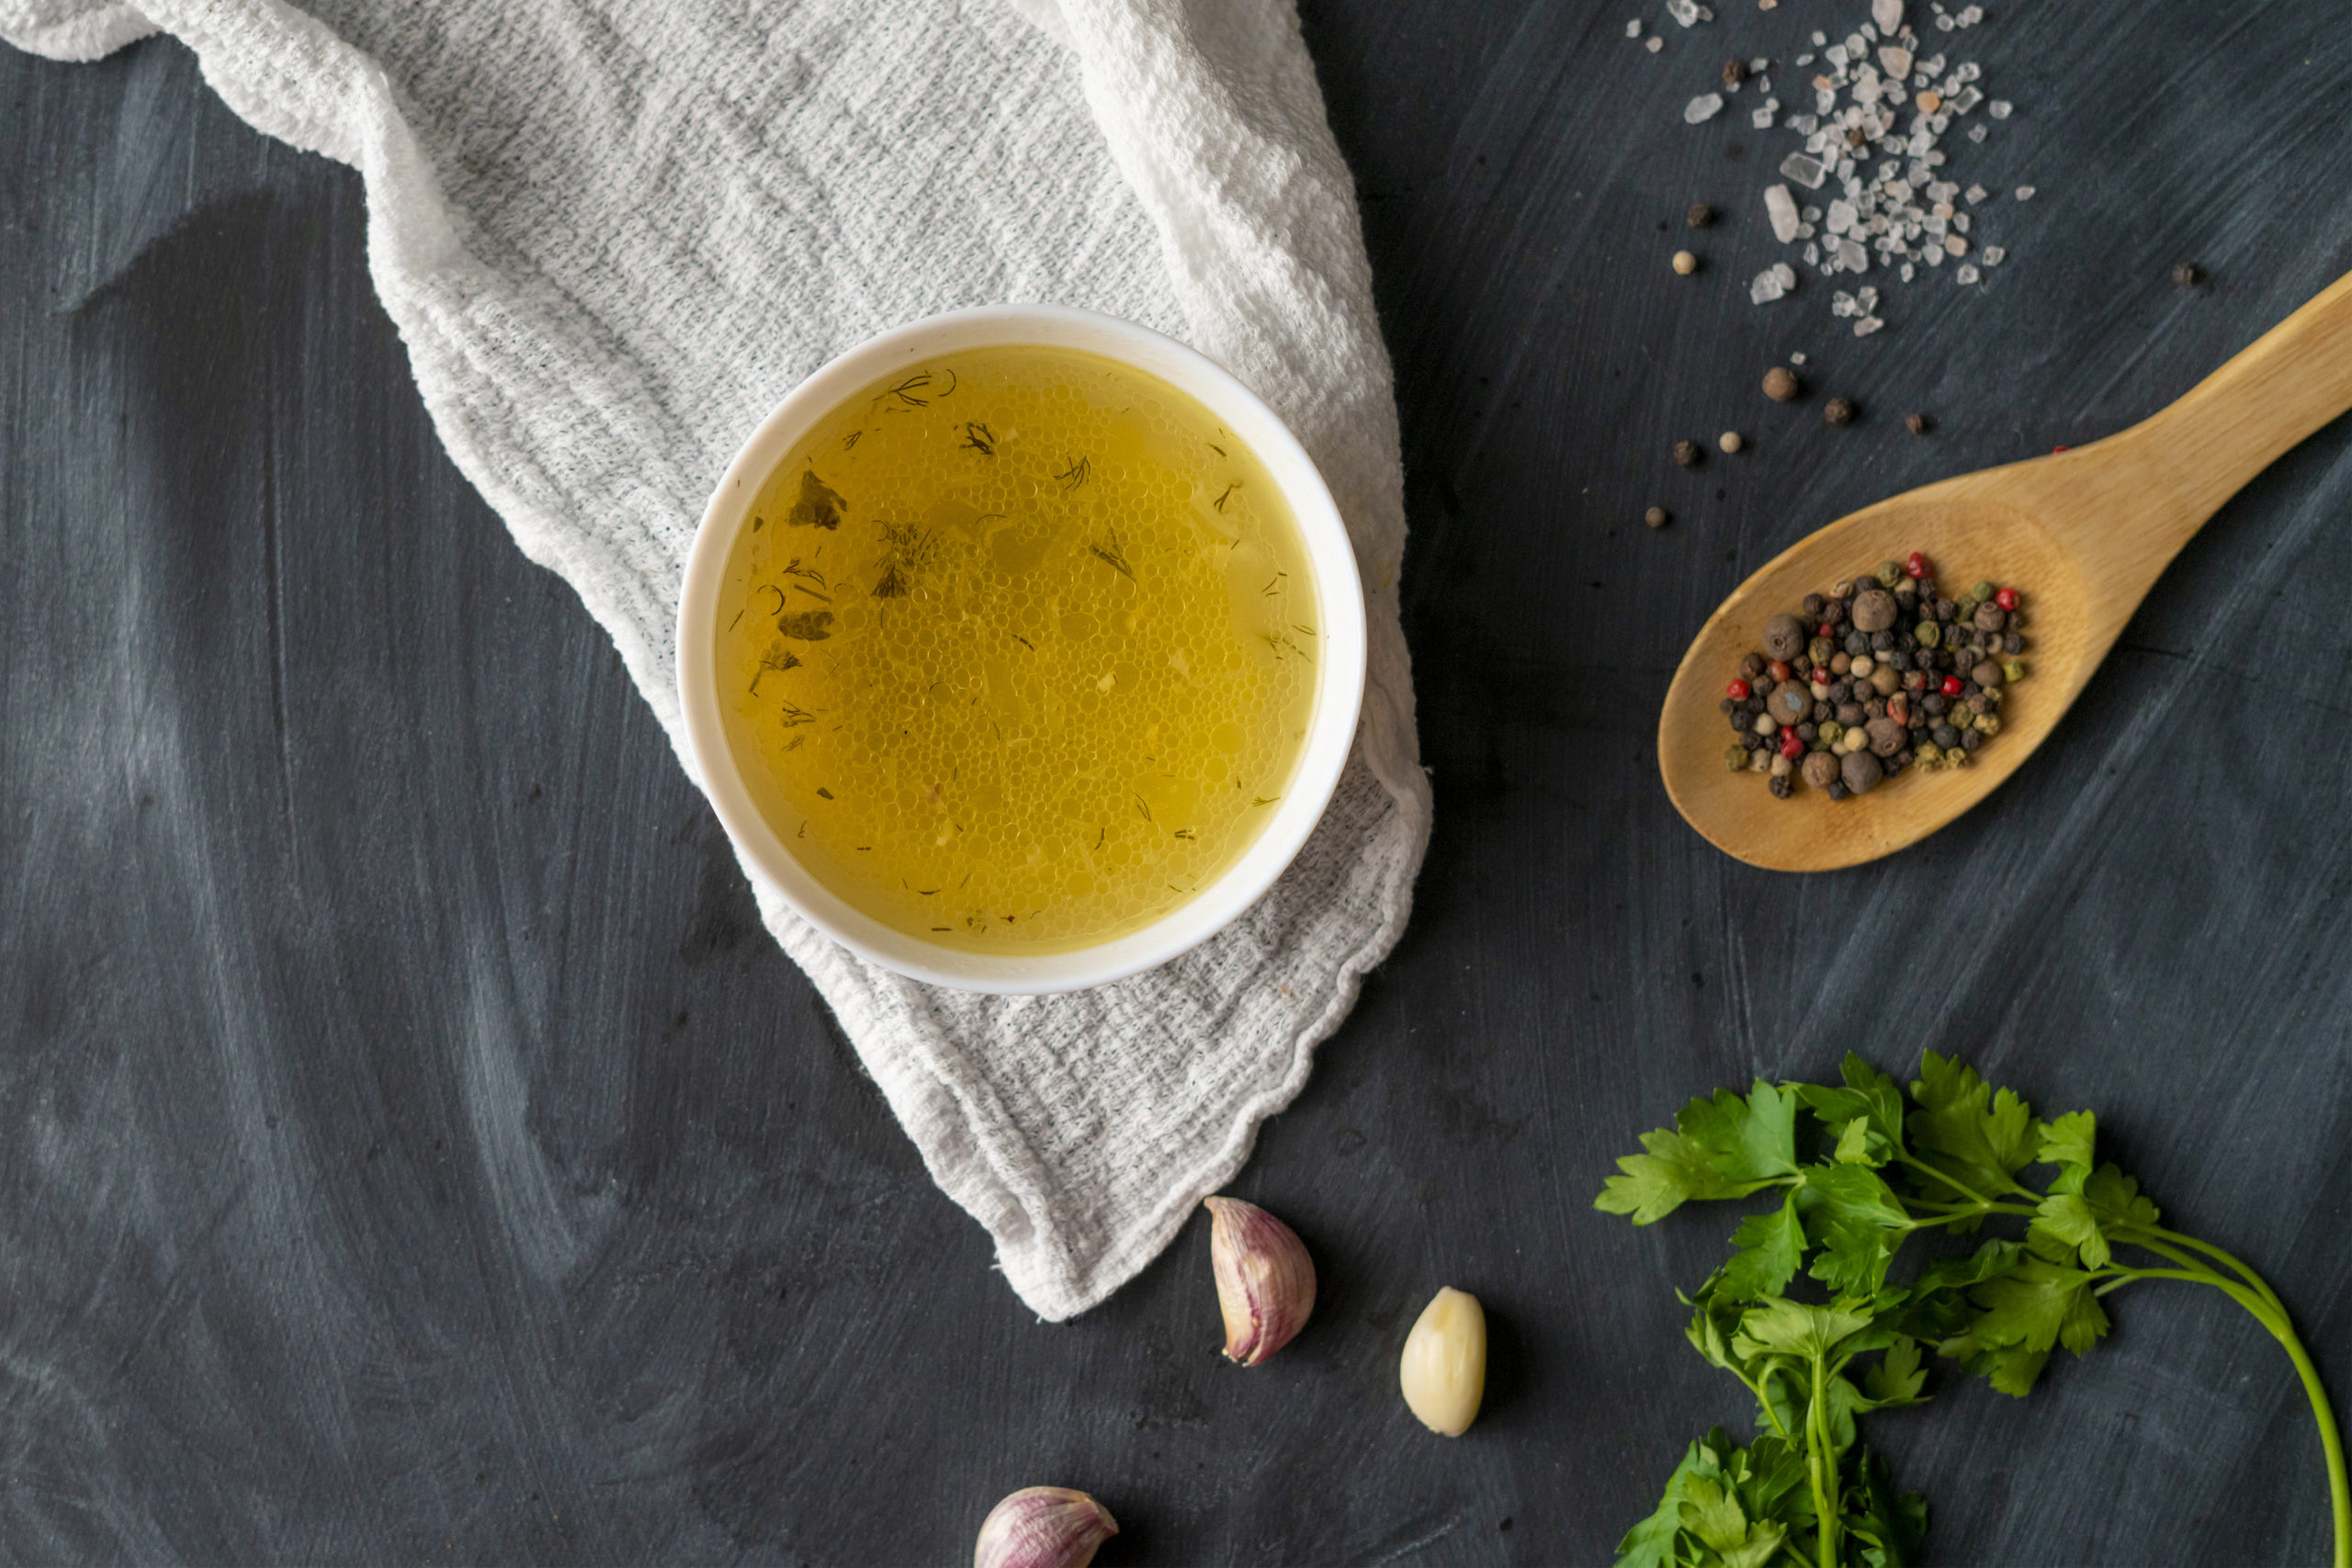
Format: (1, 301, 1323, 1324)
(1204, 1195, 1317, 1366)
(972, 1487, 1118, 1568)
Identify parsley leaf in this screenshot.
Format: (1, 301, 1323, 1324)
(1597, 1082, 1800, 1224)
(1801, 1165, 1914, 1297)
(2035, 1109, 2097, 1174)
(1845, 1447, 1928, 1568)
(1684, 1080, 1804, 1186)
(1597, 1127, 1758, 1224)
(1797, 1053, 1907, 1155)
(1717, 1190, 1806, 1302)
(1906, 1052, 2037, 1205)
(1734, 1297, 1876, 1362)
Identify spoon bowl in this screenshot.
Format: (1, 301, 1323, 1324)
(1661, 268, 2352, 871)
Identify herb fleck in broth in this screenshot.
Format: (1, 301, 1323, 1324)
(716, 344, 1320, 952)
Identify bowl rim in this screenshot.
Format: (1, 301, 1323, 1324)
(675, 304, 1367, 995)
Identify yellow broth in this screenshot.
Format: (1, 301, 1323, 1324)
(713, 344, 1320, 951)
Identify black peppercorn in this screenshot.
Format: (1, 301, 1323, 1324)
(1923, 693, 1948, 716)
(1931, 724, 1960, 750)
(1688, 202, 1714, 228)
(1723, 58, 1747, 87)
(1741, 731, 1764, 750)
(1803, 593, 1825, 617)
(1769, 773, 1794, 798)
(2173, 261, 2203, 288)
(2003, 632, 2025, 655)
(1825, 397, 1856, 425)
(1905, 412, 1932, 434)
(1824, 599, 1848, 626)
(1645, 506, 1670, 529)
(1845, 630, 1871, 656)
(1962, 727, 1984, 751)
(1741, 652, 1766, 679)
(1826, 781, 1851, 802)
(1675, 439, 1703, 467)
(1871, 629, 1894, 652)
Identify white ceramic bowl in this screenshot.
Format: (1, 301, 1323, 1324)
(677, 305, 1367, 995)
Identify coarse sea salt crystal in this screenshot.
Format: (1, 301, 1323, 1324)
(1879, 45, 1913, 75)
(1965, 183, 1987, 203)
(1781, 152, 1828, 188)
(1686, 93, 1725, 123)
(1982, 244, 2006, 265)
(1838, 238, 1870, 271)
(1750, 265, 1791, 303)
(1956, 263, 1981, 283)
(1627, 17, 1642, 37)
(1967, 123, 1987, 141)
(1873, 0, 1905, 29)
(1668, 0, 1702, 25)
(1789, 351, 1807, 365)
(1854, 315, 1885, 335)
(1988, 99, 2012, 118)
(1647, 36, 1665, 51)
(1753, 106, 1778, 129)
(2015, 184, 2036, 200)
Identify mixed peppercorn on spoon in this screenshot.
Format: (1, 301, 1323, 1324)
(1660, 265, 2352, 872)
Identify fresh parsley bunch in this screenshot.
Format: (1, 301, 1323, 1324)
(1596, 1053, 2348, 1568)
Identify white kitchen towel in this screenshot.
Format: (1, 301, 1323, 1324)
(3, 0, 1430, 1319)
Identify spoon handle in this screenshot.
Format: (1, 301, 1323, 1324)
(2125, 266, 2352, 532)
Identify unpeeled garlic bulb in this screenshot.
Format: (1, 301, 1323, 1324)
(1205, 1195, 1317, 1366)
(1399, 1286, 1486, 1436)
(972, 1487, 1118, 1568)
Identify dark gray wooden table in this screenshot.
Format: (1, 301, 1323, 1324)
(6, 4, 2349, 1562)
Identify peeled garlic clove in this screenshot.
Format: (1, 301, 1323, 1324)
(1399, 1286, 1486, 1436)
(1204, 1195, 1317, 1366)
(973, 1487, 1118, 1568)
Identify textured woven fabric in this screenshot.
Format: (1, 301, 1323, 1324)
(4, 0, 1430, 1319)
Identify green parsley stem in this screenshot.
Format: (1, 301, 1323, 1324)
(2278, 1320, 2352, 1568)
(1894, 1152, 1996, 1206)
(2098, 1256, 2348, 1567)
(2132, 1224, 2289, 1315)
(1808, 1352, 1839, 1568)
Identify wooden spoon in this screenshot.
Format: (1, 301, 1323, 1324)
(1660, 268, 2352, 872)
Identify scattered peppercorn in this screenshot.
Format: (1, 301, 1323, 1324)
(1825, 397, 1856, 426)
(1687, 202, 1714, 228)
(2173, 261, 2203, 288)
(1646, 506, 1670, 529)
(1674, 439, 1703, 467)
(1719, 431, 1744, 454)
(1673, 250, 1700, 276)
(1763, 367, 1801, 402)
(1722, 58, 1747, 87)
(1905, 412, 1932, 434)
(1715, 562, 2031, 803)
